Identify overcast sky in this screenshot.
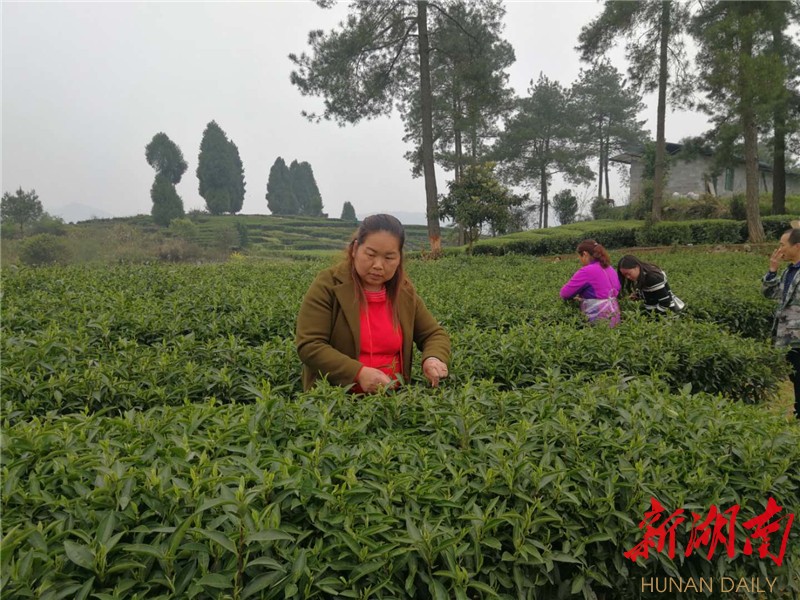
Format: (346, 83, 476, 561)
(2, 1, 713, 224)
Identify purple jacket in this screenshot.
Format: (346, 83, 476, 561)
(560, 261, 621, 300)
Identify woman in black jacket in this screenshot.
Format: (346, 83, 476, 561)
(617, 255, 685, 314)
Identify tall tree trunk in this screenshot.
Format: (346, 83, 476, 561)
(743, 110, 765, 242)
(597, 119, 604, 199)
(604, 135, 611, 200)
(453, 96, 465, 246)
(540, 156, 549, 228)
(771, 17, 787, 215)
(740, 32, 765, 243)
(652, 0, 671, 222)
(772, 102, 787, 215)
(417, 1, 441, 255)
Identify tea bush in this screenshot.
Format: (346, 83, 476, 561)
(1, 256, 787, 420)
(3, 375, 799, 599)
(450, 319, 787, 403)
(3, 252, 799, 598)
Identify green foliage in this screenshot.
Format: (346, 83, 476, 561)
(197, 121, 246, 215)
(591, 197, 617, 220)
(439, 162, 524, 248)
(289, 160, 324, 216)
(145, 132, 188, 185)
(1, 188, 43, 235)
(30, 213, 67, 236)
(340, 201, 357, 222)
(18, 233, 69, 266)
(634, 220, 743, 246)
(3, 378, 798, 598)
(236, 221, 251, 248)
(402, 2, 515, 177)
(3, 252, 798, 597)
(552, 190, 579, 225)
(494, 74, 593, 228)
(572, 60, 647, 198)
(266, 157, 297, 215)
(150, 174, 185, 227)
(169, 218, 199, 242)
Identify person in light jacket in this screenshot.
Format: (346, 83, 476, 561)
(762, 228, 800, 418)
(560, 239, 621, 327)
(296, 214, 450, 393)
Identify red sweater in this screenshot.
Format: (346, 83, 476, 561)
(352, 288, 403, 391)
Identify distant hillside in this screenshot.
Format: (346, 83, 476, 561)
(76, 213, 456, 254)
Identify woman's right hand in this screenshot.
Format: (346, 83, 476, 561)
(356, 366, 393, 393)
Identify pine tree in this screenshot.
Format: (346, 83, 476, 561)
(291, 2, 499, 254)
(578, 0, 694, 221)
(494, 74, 593, 229)
(690, 1, 791, 242)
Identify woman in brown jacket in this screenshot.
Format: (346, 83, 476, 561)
(296, 214, 451, 393)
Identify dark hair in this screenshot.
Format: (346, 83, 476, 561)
(576, 239, 611, 268)
(784, 228, 800, 245)
(617, 254, 663, 292)
(346, 214, 406, 320)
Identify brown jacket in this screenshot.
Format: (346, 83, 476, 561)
(296, 262, 451, 391)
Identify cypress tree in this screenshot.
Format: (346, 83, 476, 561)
(290, 160, 324, 216)
(340, 201, 357, 222)
(197, 121, 246, 215)
(145, 132, 186, 225)
(266, 157, 298, 215)
(151, 174, 185, 226)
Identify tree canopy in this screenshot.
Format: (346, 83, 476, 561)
(572, 61, 647, 201)
(150, 174, 184, 227)
(197, 121, 246, 215)
(290, 160, 324, 216)
(145, 132, 188, 185)
(1, 188, 43, 235)
(439, 162, 524, 250)
(145, 132, 186, 226)
(690, 1, 793, 241)
(577, 0, 693, 221)
(266, 157, 297, 215)
(290, 1, 510, 254)
(494, 74, 593, 229)
(402, 2, 515, 181)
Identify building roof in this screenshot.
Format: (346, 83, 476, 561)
(609, 141, 795, 174)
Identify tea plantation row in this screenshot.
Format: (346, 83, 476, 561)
(2, 251, 799, 599)
(4, 376, 799, 599)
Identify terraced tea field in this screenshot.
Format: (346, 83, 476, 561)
(2, 250, 799, 599)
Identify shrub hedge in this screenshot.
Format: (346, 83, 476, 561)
(3, 375, 799, 599)
(474, 217, 797, 257)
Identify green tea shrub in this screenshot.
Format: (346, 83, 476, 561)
(18, 233, 70, 266)
(473, 224, 638, 256)
(635, 220, 743, 247)
(635, 222, 694, 247)
(761, 216, 798, 240)
(449, 319, 787, 402)
(3, 376, 798, 599)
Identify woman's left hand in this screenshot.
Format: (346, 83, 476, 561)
(422, 357, 448, 387)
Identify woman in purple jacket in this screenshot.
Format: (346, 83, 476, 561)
(560, 239, 621, 327)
